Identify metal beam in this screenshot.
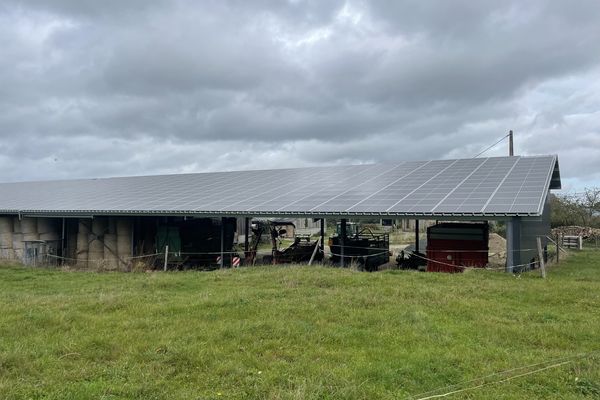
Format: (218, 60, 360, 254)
(244, 217, 250, 253)
(220, 217, 224, 268)
(415, 219, 420, 253)
(506, 217, 521, 272)
(320, 218, 325, 253)
(340, 218, 346, 268)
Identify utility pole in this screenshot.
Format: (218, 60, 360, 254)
(509, 130, 514, 156)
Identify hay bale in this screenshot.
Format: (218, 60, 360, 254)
(37, 218, 59, 235)
(0, 217, 12, 233)
(76, 220, 91, 268)
(104, 233, 119, 270)
(20, 218, 37, 235)
(12, 218, 21, 234)
(116, 218, 132, 259)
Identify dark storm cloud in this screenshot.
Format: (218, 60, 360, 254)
(0, 0, 599, 189)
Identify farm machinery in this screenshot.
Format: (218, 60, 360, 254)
(328, 222, 390, 271)
(245, 220, 323, 265)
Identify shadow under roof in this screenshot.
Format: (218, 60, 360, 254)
(0, 155, 561, 218)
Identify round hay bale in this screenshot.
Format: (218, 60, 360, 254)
(21, 218, 38, 235)
(104, 233, 119, 270)
(117, 237, 131, 258)
(37, 218, 59, 235)
(76, 233, 89, 268)
(116, 218, 132, 235)
(107, 218, 117, 235)
(78, 219, 91, 235)
(23, 233, 40, 242)
(0, 232, 12, 248)
(91, 218, 108, 236)
(0, 217, 12, 233)
(0, 232, 13, 259)
(116, 218, 133, 259)
(88, 233, 105, 269)
(12, 233, 23, 260)
(40, 232, 60, 242)
(12, 217, 21, 233)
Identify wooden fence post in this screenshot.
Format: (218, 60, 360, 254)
(163, 245, 169, 272)
(537, 237, 546, 279)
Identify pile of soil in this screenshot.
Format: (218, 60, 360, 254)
(488, 233, 507, 266)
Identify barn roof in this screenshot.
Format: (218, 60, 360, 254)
(0, 155, 561, 218)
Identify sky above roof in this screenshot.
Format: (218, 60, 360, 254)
(1, 1, 598, 191)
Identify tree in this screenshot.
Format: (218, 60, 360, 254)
(581, 187, 600, 225)
(550, 187, 600, 228)
(550, 194, 582, 227)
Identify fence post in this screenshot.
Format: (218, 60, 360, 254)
(555, 234, 559, 264)
(163, 245, 169, 272)
(537, 237, 546, 279)
(308, 237, 321, 266)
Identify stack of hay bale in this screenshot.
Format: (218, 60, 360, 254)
(78, 217, 131, 271)
(117, 218, 133, 270)
(76, 220, 91, 268)
(0, 217, 13, 260)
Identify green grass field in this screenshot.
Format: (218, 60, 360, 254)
(1, 250, 599, 399)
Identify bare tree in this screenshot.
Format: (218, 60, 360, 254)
(574, 187, 600, 226)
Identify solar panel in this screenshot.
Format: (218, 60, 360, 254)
(0, 155, 560, 217)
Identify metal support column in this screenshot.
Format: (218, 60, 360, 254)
(340, 218, 346, 268)
(220, 217, 225, 268)
(61, 217, 66, 265)
(415, 219, 420, 253)
(320, 218, 325, 252)
(244, 217, 250, 253)
(506, 217, 521, 273)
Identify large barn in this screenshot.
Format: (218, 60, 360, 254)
(0, 155, 561, 271)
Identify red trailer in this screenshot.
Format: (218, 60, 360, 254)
(426, 222, 489, 273)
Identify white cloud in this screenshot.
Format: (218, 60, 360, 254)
(0, 0, 598, 192)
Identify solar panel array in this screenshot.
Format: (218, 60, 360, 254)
(0, 155, 560, 217)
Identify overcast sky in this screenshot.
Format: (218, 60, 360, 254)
(1, 1, 599, 191)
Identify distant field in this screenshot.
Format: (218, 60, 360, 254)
(0, 251, 599, 399)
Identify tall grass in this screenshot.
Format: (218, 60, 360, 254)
(0, 250, 599, 399)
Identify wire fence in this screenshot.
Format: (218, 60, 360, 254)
(0, 230, 573, 275)
(0, 240, 568, 274)
(407, 350, 599, 400)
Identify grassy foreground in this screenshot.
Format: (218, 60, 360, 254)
(1, 251, 599, 399)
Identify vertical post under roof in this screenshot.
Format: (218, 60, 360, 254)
(340, 218, 346, 268)
(320, 218, 325, 251)
(506, 217, 521, 272)
(244, 217, 250, 253)
(220, 217, 225, 268)
(415, 220, 420, 254)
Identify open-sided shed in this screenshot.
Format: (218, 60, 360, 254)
(0, 155, 561, 270)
